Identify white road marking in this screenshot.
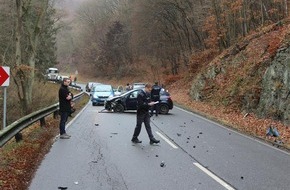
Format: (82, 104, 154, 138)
(155, 131, 178, 149)
(175, 107, 290, 156)
(193, 162, 235, 190)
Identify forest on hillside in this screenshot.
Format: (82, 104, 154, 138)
(58, 0, 290, 81)
(0, 0, 290, 124)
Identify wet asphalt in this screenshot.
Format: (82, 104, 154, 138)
(29, 96, 290, 190)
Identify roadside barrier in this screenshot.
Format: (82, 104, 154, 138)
(0, 92, 84, 147)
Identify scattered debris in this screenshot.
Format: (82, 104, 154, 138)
(74, 181, 79, 185)
(160, 161, 165, 167)
(186, 141, 189, 143)
(197, 136, 199, 138)
(266, 126, 279, 137)
(274, 139, 284, 144)
(179, 125, 186, 127)
(187, 137, 190, 140)
(177, 133, 182, 136)
(241, 176, 244, 180)
(92, 161, 98, 163)
(111, 133, 118, 135)
(155, 155, 159, 157)
(193, 145, 196, 148)
(199, 132, 203, 134)
(58, 187, 68, 190)
(243, 113, 249, 118)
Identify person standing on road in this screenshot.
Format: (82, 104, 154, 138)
(59, 78, 73, 139)
(131, 83, 160, 144)
(150, 81, 161, 116)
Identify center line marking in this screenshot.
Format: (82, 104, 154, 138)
(193, 162, 235, 190)
(155, 131, 178, 149)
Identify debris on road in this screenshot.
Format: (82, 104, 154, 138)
(58, 187, 68, 190)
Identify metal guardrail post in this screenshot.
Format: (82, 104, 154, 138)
(40, 118, 46, 127)
(53, 110, 59, 119)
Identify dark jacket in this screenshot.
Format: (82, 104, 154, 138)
(59, 84, 73, 112)
(151, 84, 161, 101)
(137, 89, 151, 114)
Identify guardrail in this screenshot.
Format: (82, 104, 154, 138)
(0, 92, 85, 147)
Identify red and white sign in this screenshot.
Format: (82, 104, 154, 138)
(0, 66, 10, 86)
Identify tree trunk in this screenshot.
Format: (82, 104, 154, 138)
(14, 0, 48, 114)
(15, 0, 22, 66)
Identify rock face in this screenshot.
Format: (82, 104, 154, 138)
(190, 23, 290, 124)
(257, 46, 290, 123)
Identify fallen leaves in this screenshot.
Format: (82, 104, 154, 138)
(168, 81, 290, 149)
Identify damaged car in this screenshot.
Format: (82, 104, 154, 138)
(104, 88, 173, 114)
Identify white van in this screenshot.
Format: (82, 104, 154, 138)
(46, 68, 59, 81)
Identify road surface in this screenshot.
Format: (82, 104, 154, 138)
(29, 100, 290, 190)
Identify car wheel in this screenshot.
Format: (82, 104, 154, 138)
(159, 104, 169, 114)
(114, 103, 124, 113)
(105, 103, 112, 111)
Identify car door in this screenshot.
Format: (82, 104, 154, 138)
(125, 90, 138, 110)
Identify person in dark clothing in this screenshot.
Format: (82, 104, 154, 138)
(59, 78, 73, 139)
(150, 81, 161, 116)
(131, 83, 160, 144)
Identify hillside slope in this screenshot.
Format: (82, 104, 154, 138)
(169, 21, 290, 149)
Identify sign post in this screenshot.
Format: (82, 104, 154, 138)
(0, 66, 10, 130)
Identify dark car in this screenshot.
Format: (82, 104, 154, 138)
(104, 88, 173, 114)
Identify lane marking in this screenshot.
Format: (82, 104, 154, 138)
(175, 107, 290, 156)
(155, 131, 178, 149)
(193, 162, 235, 190)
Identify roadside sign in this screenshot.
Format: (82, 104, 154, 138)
(0, 66, 10, 86)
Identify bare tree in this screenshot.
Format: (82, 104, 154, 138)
(14, 0, 52, 114)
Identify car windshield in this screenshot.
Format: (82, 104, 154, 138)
(117, 89, 140, 97)
(93, 85, 112, 92)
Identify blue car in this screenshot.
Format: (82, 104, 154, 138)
(91, 84, 114, 106)
(104, 89, 173, 114)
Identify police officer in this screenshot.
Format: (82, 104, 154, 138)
(131, 83, 160, 144)
(150, 81, 161, 116)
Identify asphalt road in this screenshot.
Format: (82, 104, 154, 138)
(29, 97, 290, 190)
